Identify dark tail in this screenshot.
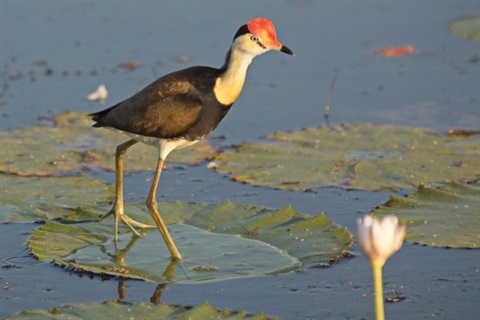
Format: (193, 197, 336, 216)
(88, 102, 121, 127)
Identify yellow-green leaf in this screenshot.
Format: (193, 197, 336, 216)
(0, 112, 215, 176)
(215, 124, 480, 191)
(10, 301, 274, 320)
(28, 201, 352, 283)
(372, 180, 480, 248)
(449, 14, 480, 41)
(0, 175, 113, 223)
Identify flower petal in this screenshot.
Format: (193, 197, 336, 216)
(356, 214, 406, 265)
(376, 216, 399, 259)
(356, 215, 374, 259)
(393, 222, 407, 252)
(87, 84, 108, 101)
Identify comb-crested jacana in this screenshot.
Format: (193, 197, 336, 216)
(89, 17, 293, 260)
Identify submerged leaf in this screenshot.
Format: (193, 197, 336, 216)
(0, 112, 215, 176)
(10, 301, 273, 320)
(28, 200, 352, 282)
(215, 124, 480, 191)
(372, 180, 480, 248)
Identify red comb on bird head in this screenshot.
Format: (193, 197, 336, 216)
(247, 17, 282, 50)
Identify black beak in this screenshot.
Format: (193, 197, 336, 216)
(280, 45, 294, 56)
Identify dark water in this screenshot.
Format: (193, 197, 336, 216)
(1, 1, 479, 319)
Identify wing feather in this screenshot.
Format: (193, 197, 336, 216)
(90, 74, 203, 139)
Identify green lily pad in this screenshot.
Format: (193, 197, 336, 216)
(214, 124, 480, 191)
(28, 201, 352, 282)
(0, 174, 113, 223)
(30, 222, 300, 282)
(449, 14, 480, 41)
(372, 180, 480, 248)
(0, 112, 215, 176)
(10, 301, 274, 320)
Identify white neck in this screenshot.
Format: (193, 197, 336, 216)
(213, 37, 267, 105)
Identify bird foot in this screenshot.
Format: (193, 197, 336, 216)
(119, 212, 156, 236)
(97, 208, 156, 239)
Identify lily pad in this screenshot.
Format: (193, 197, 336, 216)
(10, 301, 274, 319)
(449, 14, 480, 41)
(0, 174, 113, 223)
(0, 112, 215, 176)
(372, 180, 480, 248)
(32, 222, 300, 283)
(214, 124, 480, 191)
(28, 201, 353, 282)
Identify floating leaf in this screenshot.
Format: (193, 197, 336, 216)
(10, 301, 273, 320)
(29, 222, 300, 282)
(0, 174, 113, 223)
(372, 180, 480, 248)
(214, 124, 480, 191)
(0, 125, 83, 175)
(28, 200, 352, 282)
(449, 14, 480, 41)
(0, 112, 215, 176)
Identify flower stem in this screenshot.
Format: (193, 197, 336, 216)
(372, 262, 385, 320)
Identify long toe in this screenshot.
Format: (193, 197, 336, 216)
(117, 213, 155, 238)
(122, 214, 156, 230)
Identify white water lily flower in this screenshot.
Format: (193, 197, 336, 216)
(87, 84, 108, 102)
(356, 214, 406, 267)
(356, 214, 406, 320)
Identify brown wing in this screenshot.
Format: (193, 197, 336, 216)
(90, 76, 203, 139)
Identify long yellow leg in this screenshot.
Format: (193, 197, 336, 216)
(146, 157, 182, 260)
(99, 139, 154, 239)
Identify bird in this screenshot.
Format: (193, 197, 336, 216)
(89, 17, 294, 260)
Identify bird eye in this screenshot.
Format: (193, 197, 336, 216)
(249, 34, 266, 49)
